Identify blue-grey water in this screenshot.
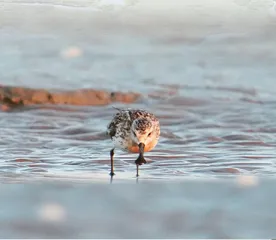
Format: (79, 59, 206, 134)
(0, 1, 276, 238)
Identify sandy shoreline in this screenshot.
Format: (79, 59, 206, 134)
(0, 86, 140, 110)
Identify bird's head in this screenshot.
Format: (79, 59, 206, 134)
(130, 118, 156, 148)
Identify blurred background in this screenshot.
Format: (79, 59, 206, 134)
(0, 0, 276, 238)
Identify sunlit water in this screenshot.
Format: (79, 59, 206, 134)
(1, 1, 276, 182)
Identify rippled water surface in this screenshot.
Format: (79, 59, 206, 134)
(1, 2, 276, 182)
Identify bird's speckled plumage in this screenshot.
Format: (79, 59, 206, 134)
(107, 108, 160, 153)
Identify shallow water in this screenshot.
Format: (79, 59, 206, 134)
(1, 1, 276, 182)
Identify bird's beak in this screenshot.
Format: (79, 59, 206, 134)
(135, 142, 146, 165)
(138, 142, 145, 155)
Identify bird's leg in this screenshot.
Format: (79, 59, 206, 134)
(135, 143, 147, 177)
(110, 148, 115, 176)
(136, 164, 140, 177)
(135, 156, 147, 177)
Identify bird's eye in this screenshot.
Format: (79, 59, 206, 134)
(148, 132, 152, 137)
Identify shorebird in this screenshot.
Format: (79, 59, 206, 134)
(107, 108, 160, 177)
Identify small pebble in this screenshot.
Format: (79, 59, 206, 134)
(237, 175, 259, 187)
(60, 46, 83, 59)
(38, 202, 66, 222)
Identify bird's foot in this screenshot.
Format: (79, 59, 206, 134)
(109, 172, 115, 176)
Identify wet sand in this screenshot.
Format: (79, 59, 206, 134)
(0, 85, 140, 110)
(1, 178, 275, 238)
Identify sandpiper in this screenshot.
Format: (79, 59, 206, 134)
(107, 108, 160, 177)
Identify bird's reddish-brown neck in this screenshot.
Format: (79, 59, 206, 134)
(127, 141, 157, 153)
